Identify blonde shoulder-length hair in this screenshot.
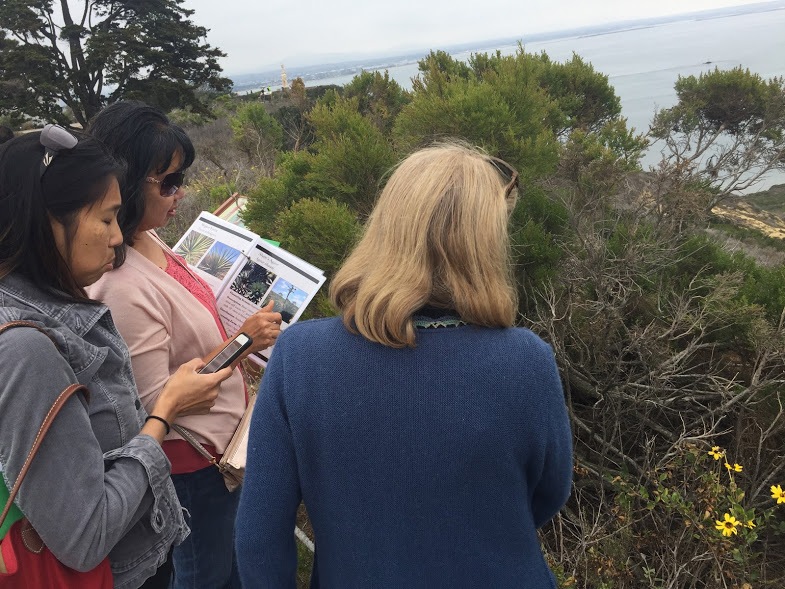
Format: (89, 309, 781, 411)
(330, 141, 519, 348)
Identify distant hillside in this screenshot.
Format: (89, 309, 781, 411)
(617, 173, 785, 265)
(716, 184, 785, 239)
(741, 182, 785, 216)
(701, 184, 785, 266)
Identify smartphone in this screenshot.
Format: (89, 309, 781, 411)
(198, 333, 253, 374)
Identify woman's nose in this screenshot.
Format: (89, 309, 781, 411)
(110, 218, 123, 247)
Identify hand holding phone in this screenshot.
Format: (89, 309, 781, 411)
(199, 333, 253, 374)
(154, 358, 233, 420)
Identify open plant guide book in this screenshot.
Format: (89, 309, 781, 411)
(172, 211, 326, 366)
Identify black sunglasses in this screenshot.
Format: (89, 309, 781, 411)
(145, 172, 185, 197)
(39, 124, 79, 179)
(488, 156, 520, 199)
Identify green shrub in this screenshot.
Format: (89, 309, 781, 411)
(308, 97, 397, 216)
(242, 150, 318, 239)
(273, 198, 361, 278)
(230, 102, 283, 170)
(509, 186, 568, 302)
(342, 70, 410, 135)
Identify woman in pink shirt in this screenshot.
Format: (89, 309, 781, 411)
(87, 101, 281, 589)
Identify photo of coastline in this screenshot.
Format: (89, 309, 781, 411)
(230, 260, 277, 305)
(196, 241, 241, 280)
(261, 278, 308, 324)
(174, 231, 214, 265)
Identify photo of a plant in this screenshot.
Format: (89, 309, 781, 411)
(197, 241, 242, 280)
(262, 278, 308, 323)
(230, 260, 277, 304)
(174, 231, 214, 265)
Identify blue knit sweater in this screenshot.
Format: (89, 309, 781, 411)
(236, 317, 572, 588)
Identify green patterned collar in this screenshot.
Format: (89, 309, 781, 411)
(412, 314, 467, 328)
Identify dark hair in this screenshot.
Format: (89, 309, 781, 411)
(88, 100, 195, 267)
(0, 126, 13, 145)
(0, 131, 124, 301)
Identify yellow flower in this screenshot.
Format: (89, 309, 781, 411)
(746, 519, 756, 529)
(725, 462, 732, 470)
(708, 447, 723, 460)
(715, 513, 739, 537)
(732, 463, 743, 472)
(772, 484, 785, 504)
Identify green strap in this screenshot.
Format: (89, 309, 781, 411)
(0, 475, 24, 540)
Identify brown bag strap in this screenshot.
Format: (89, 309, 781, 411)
(0, 320, 60, 350)
(0, 321, 90, 529)
(0, 383, 87, 529)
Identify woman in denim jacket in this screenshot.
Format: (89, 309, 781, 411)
(0, 129, 232, 588)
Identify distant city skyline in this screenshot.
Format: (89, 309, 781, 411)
(182, 0, 773, 75)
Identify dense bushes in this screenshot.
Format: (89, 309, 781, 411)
(175, 47, 785, 586)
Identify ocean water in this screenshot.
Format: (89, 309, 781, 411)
(291, 7, 785, 189)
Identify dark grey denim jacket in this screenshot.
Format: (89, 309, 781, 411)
(0, 273, 188, 589)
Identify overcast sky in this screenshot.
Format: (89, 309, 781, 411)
(182, 0, 766, 75)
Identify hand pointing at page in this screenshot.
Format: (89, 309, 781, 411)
(238, 301, 282, 354)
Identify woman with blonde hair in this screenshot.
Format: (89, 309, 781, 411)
(235, 142, 573, 588)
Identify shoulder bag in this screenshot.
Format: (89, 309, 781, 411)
(0, 321, 113, 588)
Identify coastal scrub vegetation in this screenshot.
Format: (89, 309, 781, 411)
(8, 30, 784, 584)
(159, 50, 785, 586)
(165, 50, 785, 587)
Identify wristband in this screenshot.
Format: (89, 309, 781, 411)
(145, 414, 171, 435)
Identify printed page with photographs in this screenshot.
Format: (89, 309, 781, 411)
(172, 212, 257, 298)
(172, 212, 326, 365)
